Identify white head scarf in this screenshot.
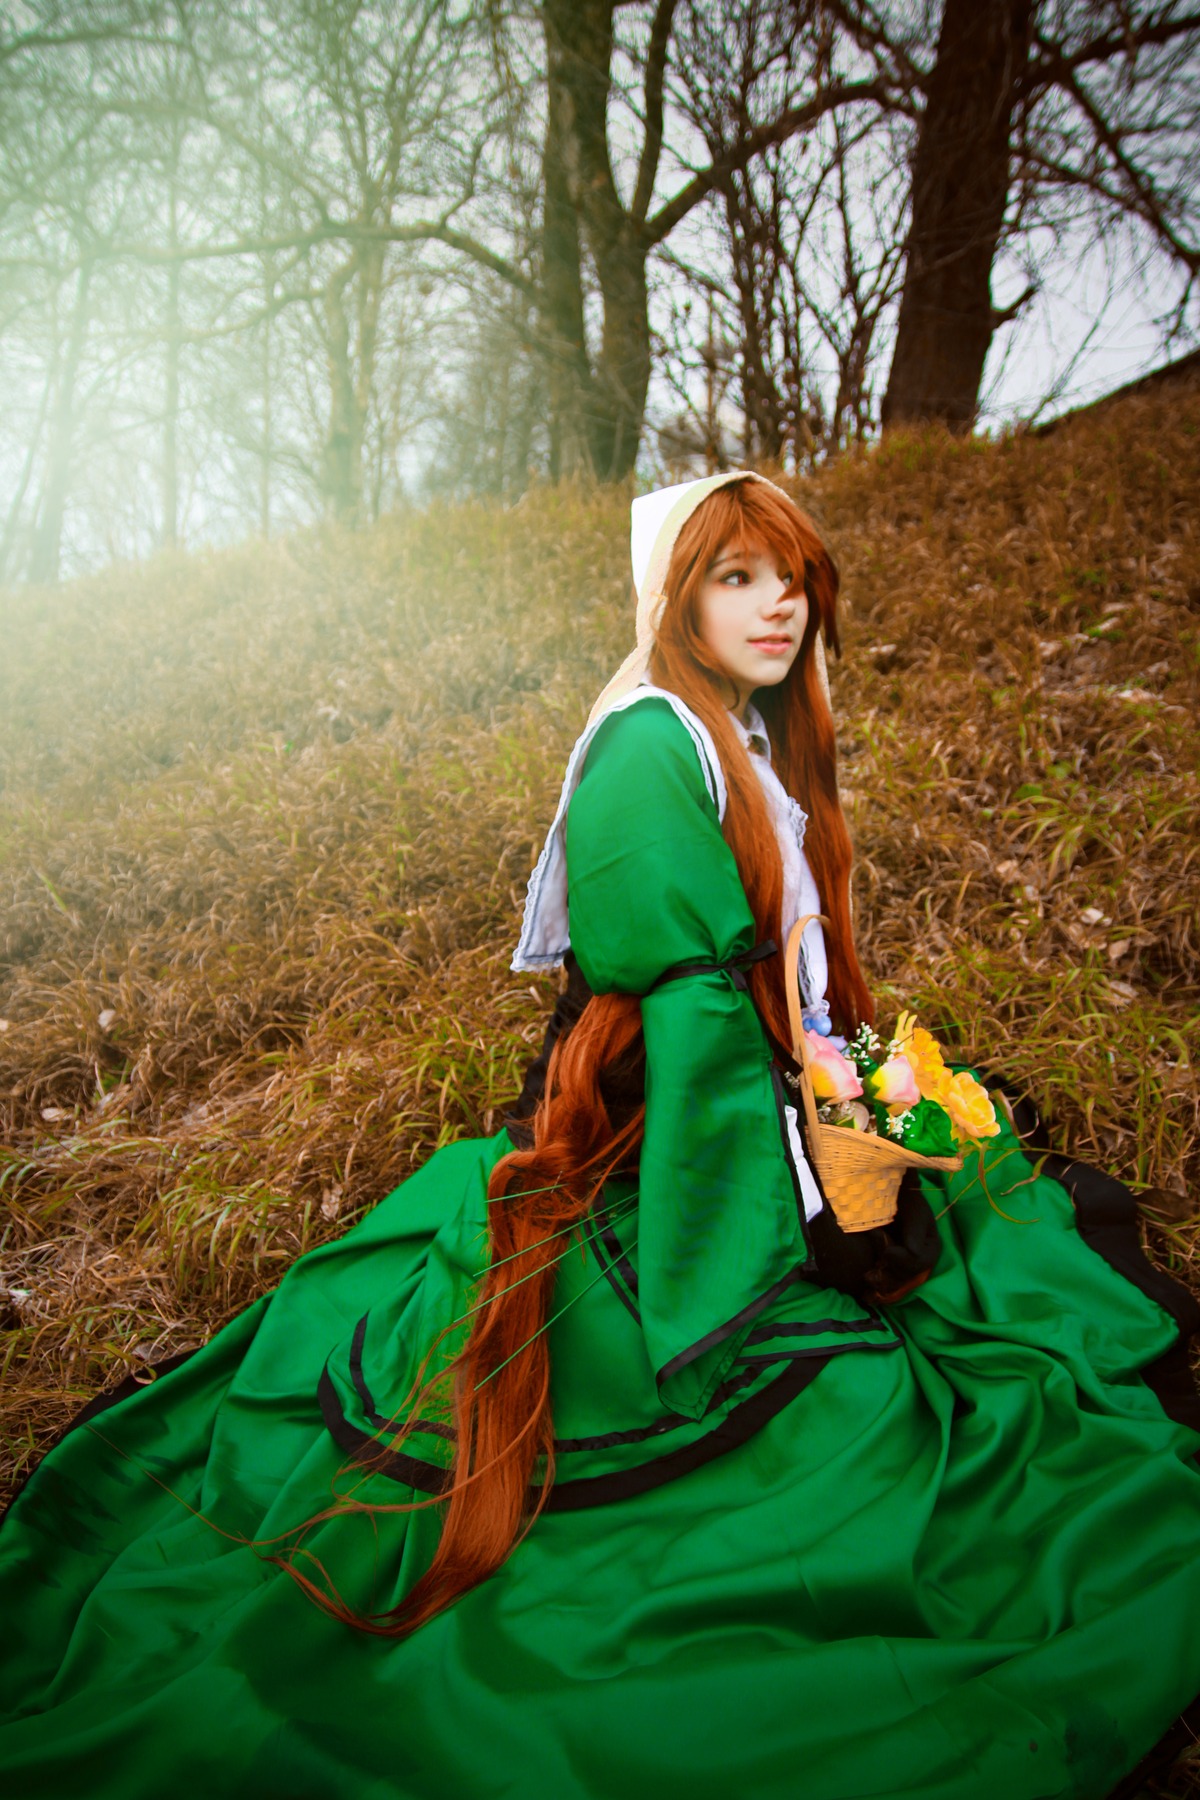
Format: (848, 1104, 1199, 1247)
(587, 469, 831, 728)
(511, 470, 838, 974)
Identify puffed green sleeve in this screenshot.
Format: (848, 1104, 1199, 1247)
(565, 699, 812, 1419)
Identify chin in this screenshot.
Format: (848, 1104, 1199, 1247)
(749, 664, 794, 690)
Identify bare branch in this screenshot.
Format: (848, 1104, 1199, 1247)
(104, 219, 537, 298)
(991, 280, 1038, 327)
(632, 0, 679, 224)
(1025, 10, 1200, 94)
(815, 0, 928, 96)
(0, 20, 168, 68)
(1047, 60, 1200, 272)
(646, 76, 894, 245)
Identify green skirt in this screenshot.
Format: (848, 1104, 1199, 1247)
(2, 1105, 1199, 1800)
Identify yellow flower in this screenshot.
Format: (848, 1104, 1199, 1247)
(899, 1026, 952, 1107)
(943, 1070, 1000, 1144)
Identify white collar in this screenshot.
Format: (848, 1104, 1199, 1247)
(512, 686, 726, 970)
(728, 702, 771, 760)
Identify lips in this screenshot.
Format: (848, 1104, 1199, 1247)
(748, 637, 794, 653)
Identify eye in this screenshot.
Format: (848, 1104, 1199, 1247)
(721, 566, 750, 585)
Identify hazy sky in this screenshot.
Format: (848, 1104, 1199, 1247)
(979, 234, 1183, 429)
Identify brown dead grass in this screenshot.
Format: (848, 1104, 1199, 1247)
(1, 393, 1197, 1545)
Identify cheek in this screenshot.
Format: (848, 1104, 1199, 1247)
(697, 589, 737, 658)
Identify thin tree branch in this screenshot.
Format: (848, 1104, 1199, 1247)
(632, 0, 679, 224)
(646, 75, 895, 245)
(815, 0, 927, 96)
(991, 279, 1038, 327)
(103, 219, 538, 297)
(1049, 61, 1200, 271)
(1025, 10, 1200, 94)
(0, 21, 170, 67)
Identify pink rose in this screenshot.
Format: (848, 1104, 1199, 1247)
(804, 1032, 864, 1102)
(864, 1056, 921, 1109)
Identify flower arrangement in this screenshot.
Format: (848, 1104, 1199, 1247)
(805, 1010, 1000, 1156)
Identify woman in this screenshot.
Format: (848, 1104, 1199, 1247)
(1, 471, 1198, 1799)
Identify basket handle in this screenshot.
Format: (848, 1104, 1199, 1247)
(784, 914, 832, 1148)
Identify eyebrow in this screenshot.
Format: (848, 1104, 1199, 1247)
(709, 545, 799, 578)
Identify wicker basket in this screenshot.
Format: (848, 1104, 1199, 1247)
(784, 917, 963, 1232)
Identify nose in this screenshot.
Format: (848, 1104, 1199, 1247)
(762, 575, 795, 616)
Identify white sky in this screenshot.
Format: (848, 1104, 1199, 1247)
(979, 238, 1189, 429)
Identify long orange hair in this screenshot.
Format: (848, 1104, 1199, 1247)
(647, 478, 871, 1044)
(275, 478, 872, 1635)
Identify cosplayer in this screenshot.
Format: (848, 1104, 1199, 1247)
(1, 472, 1199, 1800)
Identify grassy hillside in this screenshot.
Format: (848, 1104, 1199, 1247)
(1, 393, 1198, 1540)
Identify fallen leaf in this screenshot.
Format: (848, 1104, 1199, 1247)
(1138, 1187, 1197, 1223)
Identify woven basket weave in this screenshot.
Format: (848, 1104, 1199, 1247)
(784, 917, 963, 1232)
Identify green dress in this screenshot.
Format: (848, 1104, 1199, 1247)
(2, 700, 1198, 1800)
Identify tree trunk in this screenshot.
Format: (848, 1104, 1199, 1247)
(28, 259, 94, 585)
(320, 245, 385, 526)
(163, 171, 181, 550)
(721, 169, 790, 465)
(0, 382, 50, 585)
(590, 240, 650, 480)
(259, 276, 273, 538)
(882, 0, 1033, 432)
(322, 262, 363, 525)
(353, 241, 384, 521)
(540, 36, 591, 480)
(323, 288, 359, 523)
(542, 0, 653, 481)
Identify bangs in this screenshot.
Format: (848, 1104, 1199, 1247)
(704, 525, 775, 568)
(677, 482, 812, 587)
(662, 474, 841, 657)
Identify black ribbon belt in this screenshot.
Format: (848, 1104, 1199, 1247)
(649, 937, 778, 994)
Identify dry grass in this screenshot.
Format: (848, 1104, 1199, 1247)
(0, 484, 629, 1477)
(1, 393, 1197, 1564)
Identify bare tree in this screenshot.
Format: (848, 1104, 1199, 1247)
(534, 0, 896, 477)
(191, 0, 487, 526)
(872, 0, 1200, 429)
(0, 1, 234, 574)
(880, 0, 1036, 429)
(670, 0, 908, 465)
(6, 0, 1198, 581)
(25, 254, 96, 583)
(0, 0, 492, 566)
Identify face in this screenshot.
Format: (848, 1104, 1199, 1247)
(696, 542, 808, 718)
